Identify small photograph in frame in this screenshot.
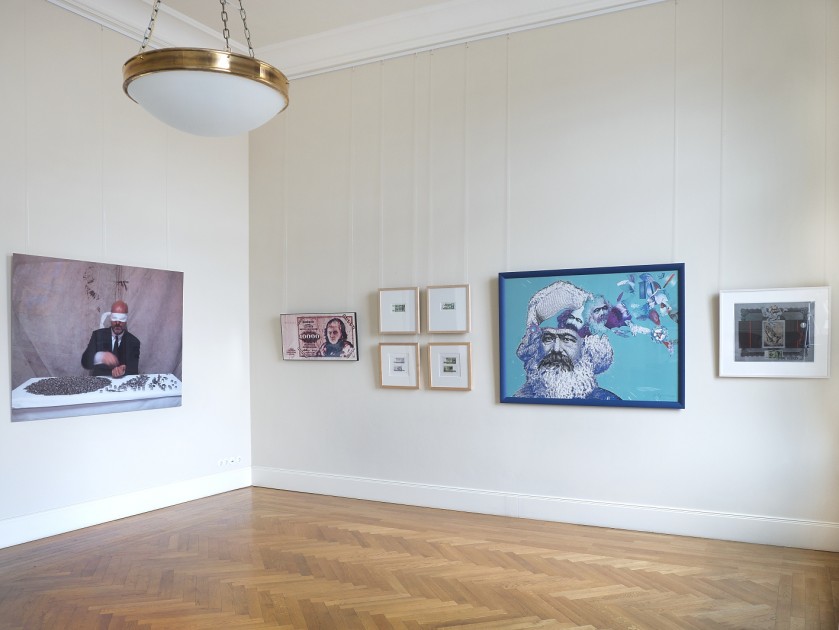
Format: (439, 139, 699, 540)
(719, 286, 830, 378)
(379, 343, 420, 388)
(426, 284, 471, 333)
(379, 287, 420, 334)
(428, 342, 472, 391)
(280, 313, 359, 361)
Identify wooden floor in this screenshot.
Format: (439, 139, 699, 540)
(0, 488, 836, 629)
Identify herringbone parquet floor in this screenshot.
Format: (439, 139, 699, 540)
(0, 488, 836, 629)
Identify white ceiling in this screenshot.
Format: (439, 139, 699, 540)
(48, 0, 666, 78)
(165, 0, 453, 45)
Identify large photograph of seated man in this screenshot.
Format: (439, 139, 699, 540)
(10, 253, 184, 422)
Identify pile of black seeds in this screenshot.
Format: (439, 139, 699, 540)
(104, 374, 179, 393)
(149, 374, 177, 391)
(106, 374, 150, 392)
(25, 376, 110, 396)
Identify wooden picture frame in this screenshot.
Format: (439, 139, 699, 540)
(378, 287, 420, 334)
(428, 342, 472, 391)
(379, 343, 420, 388)
(426, 284, 471, 333)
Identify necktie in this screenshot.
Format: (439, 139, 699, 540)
(114, 337, 121, 353)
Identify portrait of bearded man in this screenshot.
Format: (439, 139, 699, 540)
(513, 280, 619, 401)
(315, 317, 355, 359)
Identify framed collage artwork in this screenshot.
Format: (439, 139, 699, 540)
(719, 286, 830, 378)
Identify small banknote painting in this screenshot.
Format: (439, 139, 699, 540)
(281, 312, 359, 361)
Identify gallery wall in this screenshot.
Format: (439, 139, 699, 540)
(0, 1, 252, 547)
(1, 0, 836, 554)
(249, 0, 839, 550)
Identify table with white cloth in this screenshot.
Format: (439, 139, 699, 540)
(11, 373, 182, 422)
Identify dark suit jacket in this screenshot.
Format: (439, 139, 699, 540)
(81, 328, 141, 376)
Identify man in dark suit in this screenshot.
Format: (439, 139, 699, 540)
(81, 300, 141, 378)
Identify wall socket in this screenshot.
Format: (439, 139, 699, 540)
(218, 456, 243, 467)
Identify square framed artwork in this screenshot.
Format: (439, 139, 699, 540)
(428, 342, 472, 390)
(379, 343, 420, 388)
(379, 287, 420, 334)
(280, 313, 359, 361)
(499, 263, 685, 408)
(426, 284, 471, 333)
(719, 286, 830, 378)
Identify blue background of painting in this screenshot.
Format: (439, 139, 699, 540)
(500, 269, 681, 403)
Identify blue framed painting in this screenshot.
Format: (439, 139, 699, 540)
(499, 263, 685, 409)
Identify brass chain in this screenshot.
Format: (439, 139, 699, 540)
(139, 0, 162, 51)
(238, 0, 255, 58)
(139, 0, 255, 57)
(219, 0, 231, 52)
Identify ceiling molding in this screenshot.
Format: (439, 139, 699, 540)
(265, 0, 667, 79)
(46, 0, 246, 52)
(48, 0, 666, 80)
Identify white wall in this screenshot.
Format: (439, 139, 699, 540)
(250, 0, 839, 551)
(0, 1, 252, 547)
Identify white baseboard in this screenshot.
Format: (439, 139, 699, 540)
(0, 467, 252, 550)
(252, 466, 839, 552)
(6, 466, 835, 552)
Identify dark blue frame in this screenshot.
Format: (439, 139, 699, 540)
(499, 263, 685, 409)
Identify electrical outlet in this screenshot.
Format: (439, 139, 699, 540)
(218, 456, 241, 467)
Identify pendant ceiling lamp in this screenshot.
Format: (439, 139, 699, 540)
(123, 0, 289, 137)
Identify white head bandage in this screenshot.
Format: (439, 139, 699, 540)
(110, 313, 128, 323)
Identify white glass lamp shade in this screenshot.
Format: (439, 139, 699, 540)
(123, 48, 289, 137)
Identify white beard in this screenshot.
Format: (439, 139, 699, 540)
(531, 359, 598, 399)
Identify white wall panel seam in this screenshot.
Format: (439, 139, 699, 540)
(164, 131, 170, 268)
(24, 1, 30, 252)
(428, 52, 435, 284)
(464, 43, 470, 283)
(413, 54, 420, 287)
(378, 61, 385, 288)
(160, 134, 172, 269)
(504, 35, 511, 271)
(670, 0, 677, 261)
(100, 25, 106, 256)
(824, 0, 829, 284)
(717, 0, 725, 289)
(348, 67, 355, 302)
(282, 103, 289, 308)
